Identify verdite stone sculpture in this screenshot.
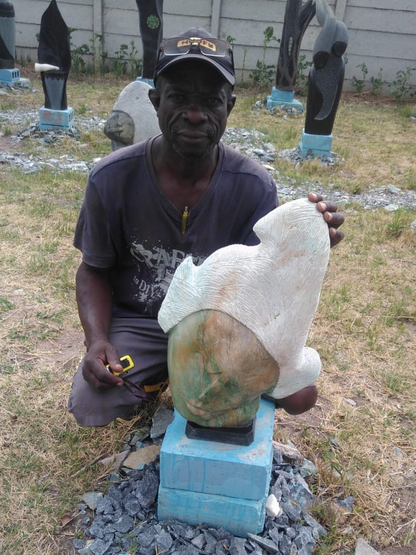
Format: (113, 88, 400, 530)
(158, 198, 330, 428)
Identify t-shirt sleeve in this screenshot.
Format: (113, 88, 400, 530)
(73, 177, 117, 268)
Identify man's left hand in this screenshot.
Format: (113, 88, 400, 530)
(308, 192, 345, 248)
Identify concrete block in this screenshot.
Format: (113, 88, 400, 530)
(39, 107, 74, 131)
(298, 129, 333, 157)
(0, 68, 20, 83)
(160, 399, 275, 500)
(266, 86, 304, 112)
(158, 485, 266, 537)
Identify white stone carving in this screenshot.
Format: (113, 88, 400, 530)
(158, 198, 330, 399)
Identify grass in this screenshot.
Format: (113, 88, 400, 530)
(0, 71, 415, 554)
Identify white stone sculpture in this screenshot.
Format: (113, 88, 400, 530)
(158, 198, 330, 401)
(104, 80, 160, 151)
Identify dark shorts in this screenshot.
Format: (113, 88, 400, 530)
(67, 316, 169, 426)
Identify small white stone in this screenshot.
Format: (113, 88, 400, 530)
(265, 494, 282, 517)
(344, 398, 357, 406)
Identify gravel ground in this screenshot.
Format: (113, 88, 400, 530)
(0, 108, 415, 212)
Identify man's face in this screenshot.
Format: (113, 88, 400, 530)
(150, 60, 235, 159)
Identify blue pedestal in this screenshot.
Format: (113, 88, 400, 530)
(0, 68, 20, 84)
(158, 399, 275, 537)
(266, 87, 304, 112)
(298, 129, 333, 157)
(135, 76, 154, 87)
(39, 107, 74, 131)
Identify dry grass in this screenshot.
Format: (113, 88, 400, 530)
(0, 72, 415, 554)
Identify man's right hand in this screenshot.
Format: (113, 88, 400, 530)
(82, 340, 125, 390)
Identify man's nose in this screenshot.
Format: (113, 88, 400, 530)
(184, 101, 208, 124)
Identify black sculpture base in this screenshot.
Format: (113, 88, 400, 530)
(185, 418, 255, 446)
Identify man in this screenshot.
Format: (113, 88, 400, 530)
(68, 28, 344, 427)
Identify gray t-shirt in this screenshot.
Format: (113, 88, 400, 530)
(74, 138, 278, 317)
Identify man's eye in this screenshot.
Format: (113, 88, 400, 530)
(206, 97, 221, 106)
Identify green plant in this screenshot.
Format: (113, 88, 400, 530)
(351, 62, 368, 93)
(249, 26, 279, 87)
(369, 68, 384, 96)
(295, 54, 313, 95)
(386, 207, 407, 237)
(71, 42, 90, 76)
(389, 67, 416, 101)
(89, 33, 108, 76)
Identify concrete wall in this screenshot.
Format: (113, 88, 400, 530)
(12, 0, 416, 91)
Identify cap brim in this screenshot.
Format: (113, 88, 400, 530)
(156, 53, 235, 86)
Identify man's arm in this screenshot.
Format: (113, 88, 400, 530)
(76, 262, 124, 390)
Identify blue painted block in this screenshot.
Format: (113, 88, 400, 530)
(299, 129, 333, 157)
(39, 107, 74, 131)
(158, 485, 266, 538)
(0, 68, 20, 83)
(159, 399, 275, 501)
(136, 76, 154, 87)
(266, 86, 304, 112)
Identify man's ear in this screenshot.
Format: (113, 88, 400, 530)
(148, 88, 160, 112)
(227, 94, 236, 116)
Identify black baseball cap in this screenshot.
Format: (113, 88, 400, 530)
(154, 27, 235, 87)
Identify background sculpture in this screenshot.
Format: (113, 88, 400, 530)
(299, 0, 348, 156)
(158, 198, 330, 428)
(304, 0, 348, 136)
(0, 0, 20, 83)
(266, 0, 315, 111)
(135, 0, 164, 82)
(37, 0, 71, 111)
(0, 0, 15, 69)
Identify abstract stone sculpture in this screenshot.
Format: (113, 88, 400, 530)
(0, 0, 20, 84)
(266, 0, 315, 110)
(135, 0, 164, 82)
(37, 0, 71, 111)
(158, 198, 330, 428)
(304, 0, 348, 136)
(276, 0, 316, 92)
(104, 80, 160, 150)
(299, 0, 348, 156)
(0, 0, 15, 69)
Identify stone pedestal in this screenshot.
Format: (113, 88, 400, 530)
(266, 86, 304, 112)
(0, 67, 20, 83)
(39, 106, 74, 131)
(158, 398, 275, 537)
(135, 76, 154, 87)
(298, 128, 333, 157)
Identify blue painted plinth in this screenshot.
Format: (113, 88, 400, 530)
(135, 76, 154, 87)
(158, 486, 266, 537)
(298, 129, 333, 157)
(39, 107, 74, 131)
(0, 68, 20, 84)
(158, 399, 275, 537)
(266, 86, 304, 112)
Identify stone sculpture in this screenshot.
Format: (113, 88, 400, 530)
(276, 0, 316, 92)
(104, 80, 160, 151)
(158, 198, 330, 428)
(304, 0, 348, 136)
(266, 0, 315, 110)
(135, 0, 164, 82)
(36, 0, 71, 111)
(0, 0, 15, 69)
(0, 0, 20, 84)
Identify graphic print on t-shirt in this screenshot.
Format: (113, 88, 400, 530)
(130, 241, 206, 315)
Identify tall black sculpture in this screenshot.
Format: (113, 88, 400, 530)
(266, 0, 315, 111)
(135, 0, 164, 83)
(36, 0, 73, 130)
(299, 0, 348, 156)
(0, 0, 20, 83)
